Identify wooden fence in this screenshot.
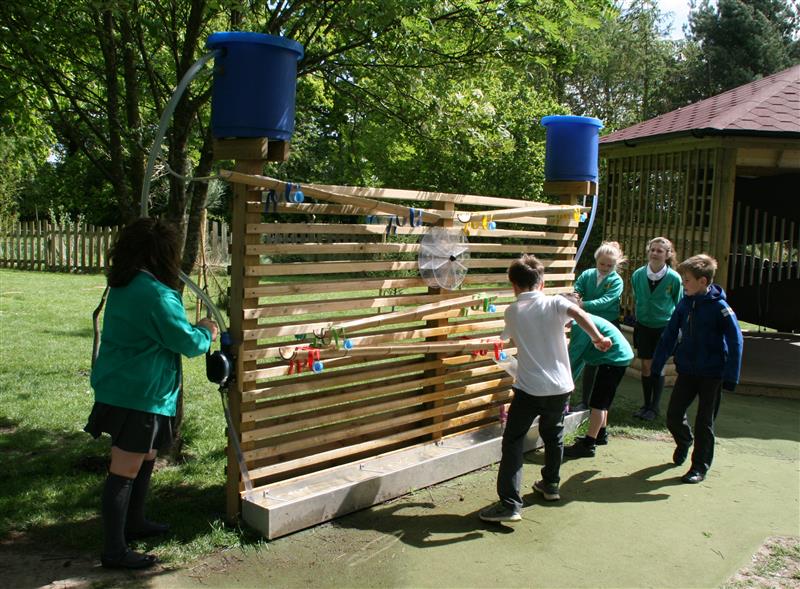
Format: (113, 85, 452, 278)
(0, 219, 231, 273)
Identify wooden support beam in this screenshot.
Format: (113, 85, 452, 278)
(219, 169, 445, 224)
(225, 158, 263, 522)
(213, 138, 290, 162)
(542, 180, 598, 197)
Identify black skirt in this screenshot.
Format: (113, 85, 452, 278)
(84, 402, 175, 453)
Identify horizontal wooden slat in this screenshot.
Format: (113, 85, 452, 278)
(250, 201, 578, 228)
(307, 183, 554, 208)
(240, 319, 508, 361)
(246, 222, 575, 237)
(245, 408, 502, 482)
(244, 276, 573, 298)
(241, 304, 510, 341)
(220, 170, 445, 224)
(247, 242, 576, 256)
(243, 289, 510, 319)
(245, 258, 574, 277)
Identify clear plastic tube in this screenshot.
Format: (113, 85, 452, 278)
(180, 270, 228, 332)
(574, 192, 598, 269)
(140, 50, 219, 218)
(137, 50, 228, 331)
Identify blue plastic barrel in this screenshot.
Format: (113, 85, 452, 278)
(540, 115, 603, 182)
(206, 32, 304, 140)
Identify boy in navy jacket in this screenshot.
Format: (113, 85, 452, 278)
(651, 254, 743, 484)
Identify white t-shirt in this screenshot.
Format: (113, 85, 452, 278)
(501, 290, 575, 396)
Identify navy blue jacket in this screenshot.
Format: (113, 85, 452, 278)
(651, 284, 743, 389)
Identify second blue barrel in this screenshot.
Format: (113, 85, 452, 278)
(206, 32, 304, 140)
(541, 115, 603, 182)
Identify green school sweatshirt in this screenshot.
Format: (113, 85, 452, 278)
(91, 271, 212, 416)
(574, 268, 623, 323)
(631, 266, 683, 328)
(569, 315, 633, 381)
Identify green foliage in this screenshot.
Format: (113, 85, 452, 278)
(558, 0, 679, 130)
(2, 0, 615, 229)
(670, 0, 800, 105)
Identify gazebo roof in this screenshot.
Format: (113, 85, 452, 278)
(600, 63, 800, 145)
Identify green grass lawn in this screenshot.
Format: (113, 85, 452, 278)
(0, 269, 264, 562)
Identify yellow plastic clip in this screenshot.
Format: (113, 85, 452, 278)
(573, 206, 581, 222)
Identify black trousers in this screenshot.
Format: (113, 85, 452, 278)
(497, 388, 569, 510)
(666, 374, 723, 475)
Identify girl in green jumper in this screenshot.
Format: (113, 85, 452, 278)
(570, 241, 626, 411)
(630, 237, 683, 421)
(85, 219, 218, 569)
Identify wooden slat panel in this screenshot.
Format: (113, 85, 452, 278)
(246, 409, 501, 482)
(218, 172, 580, 493)
(243, 389, 509, 462)
(242, 367, 511, 433)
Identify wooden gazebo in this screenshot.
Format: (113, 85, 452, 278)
(599, 64, 800, 331)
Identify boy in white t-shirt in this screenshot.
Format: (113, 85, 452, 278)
(479, 255, 611, 523)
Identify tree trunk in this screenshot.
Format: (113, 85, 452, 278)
(182, 126, 215, 277)
(96, 9, 134, 223)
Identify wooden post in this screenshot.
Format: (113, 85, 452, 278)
(711, 147, 738, 288)
(543, 181, 597, 273)
(425, 202, 454, 442)
(217, 138, 289, 521)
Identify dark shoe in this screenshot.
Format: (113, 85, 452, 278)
(479, 502, 521, 522)
(633, 406, 647, 418)
(126, 520, 170, 541)
(595, 429, 608, 446)
(640, 409, 658, 421)
(532, 480, 560, 501)
(564, 438, 596, 458)
(101, 549, 158, 570)
(681, 470, 705, 484)
(672, 446, 689, 466)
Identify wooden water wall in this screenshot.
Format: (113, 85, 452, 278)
(219, 141, 590, 518)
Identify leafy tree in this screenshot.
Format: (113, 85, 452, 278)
(555, 0, 678, 131)
(670, 0, 800, 105)
(1, 0, 613, 271)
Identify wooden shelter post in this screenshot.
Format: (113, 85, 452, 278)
(711, 147, 738, 288)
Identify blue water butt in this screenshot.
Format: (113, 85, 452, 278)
(206, 32, 304, 140)
(541, 115, 604, 182)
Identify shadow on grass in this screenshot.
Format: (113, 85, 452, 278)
(41, 326, 96, 338)
(522, 463, 684, 508)
(331, 499, 512, 551)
